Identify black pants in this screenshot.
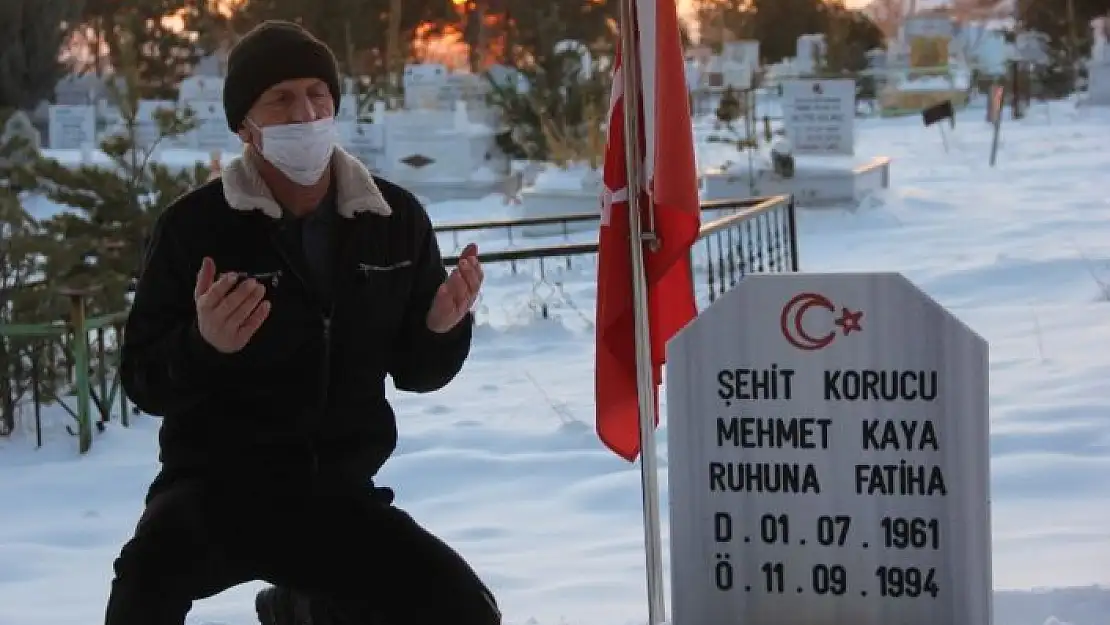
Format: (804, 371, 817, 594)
(104, 475, 500, 625)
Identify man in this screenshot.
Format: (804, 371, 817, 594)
(108, 20, 500, 625)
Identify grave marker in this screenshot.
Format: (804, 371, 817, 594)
(781, 79, 856, 156)
(666, 272, 991, 625)
(48, 105, 96, 149)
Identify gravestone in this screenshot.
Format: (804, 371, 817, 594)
(337, 94, 360, 121)
(192, 101, 238, 153)
(722, 41, 759, 89)
(487, 64, 528, 94)
(781, 79, 855, 156)
(1088, 18, 1110, 106)
(794, 34, 826, 75)
(342, 121, 386, 173)
(55, 74, 107, 105)
(129, 100, 173, 148)
(403, 63, 449, 109)
(48, 105, 96, 149)
(179, 75, 225, 104)
(1, 111, 41, 165)
(666, 272, 991, 625)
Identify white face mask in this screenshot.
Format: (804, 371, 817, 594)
(252, 117, 336, 186)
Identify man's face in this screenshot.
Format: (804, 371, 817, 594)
(238, 77, 335, 145)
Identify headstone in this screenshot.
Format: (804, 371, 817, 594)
(48, 105, 96, 149)
(1, 111, 41, 164)
(1089, 18, 1110, 106)
(178, 76, 225, 104)
(341, 121, 386, 173)
(55, 74, 107, 105)
(442, 73, 489, 111)
(403, 63, 449, 109)
(666, 272, 991, 625)
(722, 41, 759, 89)
(794, 34, 826, 75)
(95, 100, 126, 145)
(903, 16, 954, 71)
(1091, 17, 1108, 63)
(487, 64, 528, 94)
(132, 100, 177, 148)
(338, 94, 360, 122)
(781, 79, 855, 156)
(192, 101, 238, 152)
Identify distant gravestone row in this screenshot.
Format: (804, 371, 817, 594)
(666, 272, 991, 625)
(41, 64, 502, 167)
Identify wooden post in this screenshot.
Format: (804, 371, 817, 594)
(59, 287, 93, 453)
(115, 322, 130, 427)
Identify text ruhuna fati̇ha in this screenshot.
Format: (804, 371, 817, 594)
(707, 365, 946, 497)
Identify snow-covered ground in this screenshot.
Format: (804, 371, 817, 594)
(3, 99, 1110, 625)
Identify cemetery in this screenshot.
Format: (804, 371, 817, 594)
(40, 66, 509, 203)
(16, 14, 1098, 224)
(2, 2, 1110, 625)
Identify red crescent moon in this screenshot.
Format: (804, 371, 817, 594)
(780, 292, 836, 350)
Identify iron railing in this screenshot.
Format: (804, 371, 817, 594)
(438, 195, 799, 317)
(0, 194, 799, 451)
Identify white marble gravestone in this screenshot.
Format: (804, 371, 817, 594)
(781, 78, 855, 156)
(666, 272, 991, 625)
(403, 63, 449, 109)
(1088, 18, 1110, 106)
(48, 105, 96, 150)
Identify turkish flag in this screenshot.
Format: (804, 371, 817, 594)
(595, 0, 700, 462)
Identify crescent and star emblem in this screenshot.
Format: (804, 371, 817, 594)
(779, 292, 864, 351)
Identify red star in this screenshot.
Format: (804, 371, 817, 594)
(834, 307, 863, 335)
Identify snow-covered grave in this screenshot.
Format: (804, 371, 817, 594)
(3, 99, 1110, 625)
(700, 77, 892, 208)
(40, 65, 509, 203)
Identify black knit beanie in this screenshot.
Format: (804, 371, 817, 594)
(222, 20, 342, 132)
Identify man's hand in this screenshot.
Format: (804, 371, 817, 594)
(427, 243, 483, 333)
(194, 257, 271, 353)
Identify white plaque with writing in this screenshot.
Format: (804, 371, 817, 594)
(667, 272, 991, 625)
(781, 79, 856, 156)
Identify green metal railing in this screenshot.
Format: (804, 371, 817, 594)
(0, 291, 129, 453)
(0, 196, 799, 454)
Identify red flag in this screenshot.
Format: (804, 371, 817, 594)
(595, 0, 700, 462)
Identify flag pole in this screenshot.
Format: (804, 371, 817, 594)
(617, 0, 667, 623)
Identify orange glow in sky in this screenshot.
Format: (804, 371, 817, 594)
(677, 0, 869, 11)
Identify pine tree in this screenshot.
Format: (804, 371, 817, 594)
(34, 40, 209, 317)
(0, 119, 56, 435)
(0, 0, 82, 109)
(486, 46, 611, 167)
(80, 0, 199, 98)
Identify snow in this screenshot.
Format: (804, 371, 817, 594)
(40, 147, 225, 173)
(3, 98, 1110, 625)
(529, 162, 602, 192)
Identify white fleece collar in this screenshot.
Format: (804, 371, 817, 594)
(220, 145, 391, 219)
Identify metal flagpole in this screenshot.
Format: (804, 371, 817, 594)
(617, 0, 667, 623)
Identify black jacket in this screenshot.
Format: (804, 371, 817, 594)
(121, 147, 472, 487)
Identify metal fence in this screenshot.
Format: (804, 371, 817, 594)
(437, 194, 799, 317)
(0, 194, 799, 451)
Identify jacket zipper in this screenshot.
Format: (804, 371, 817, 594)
(270, 231, 331, 474)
